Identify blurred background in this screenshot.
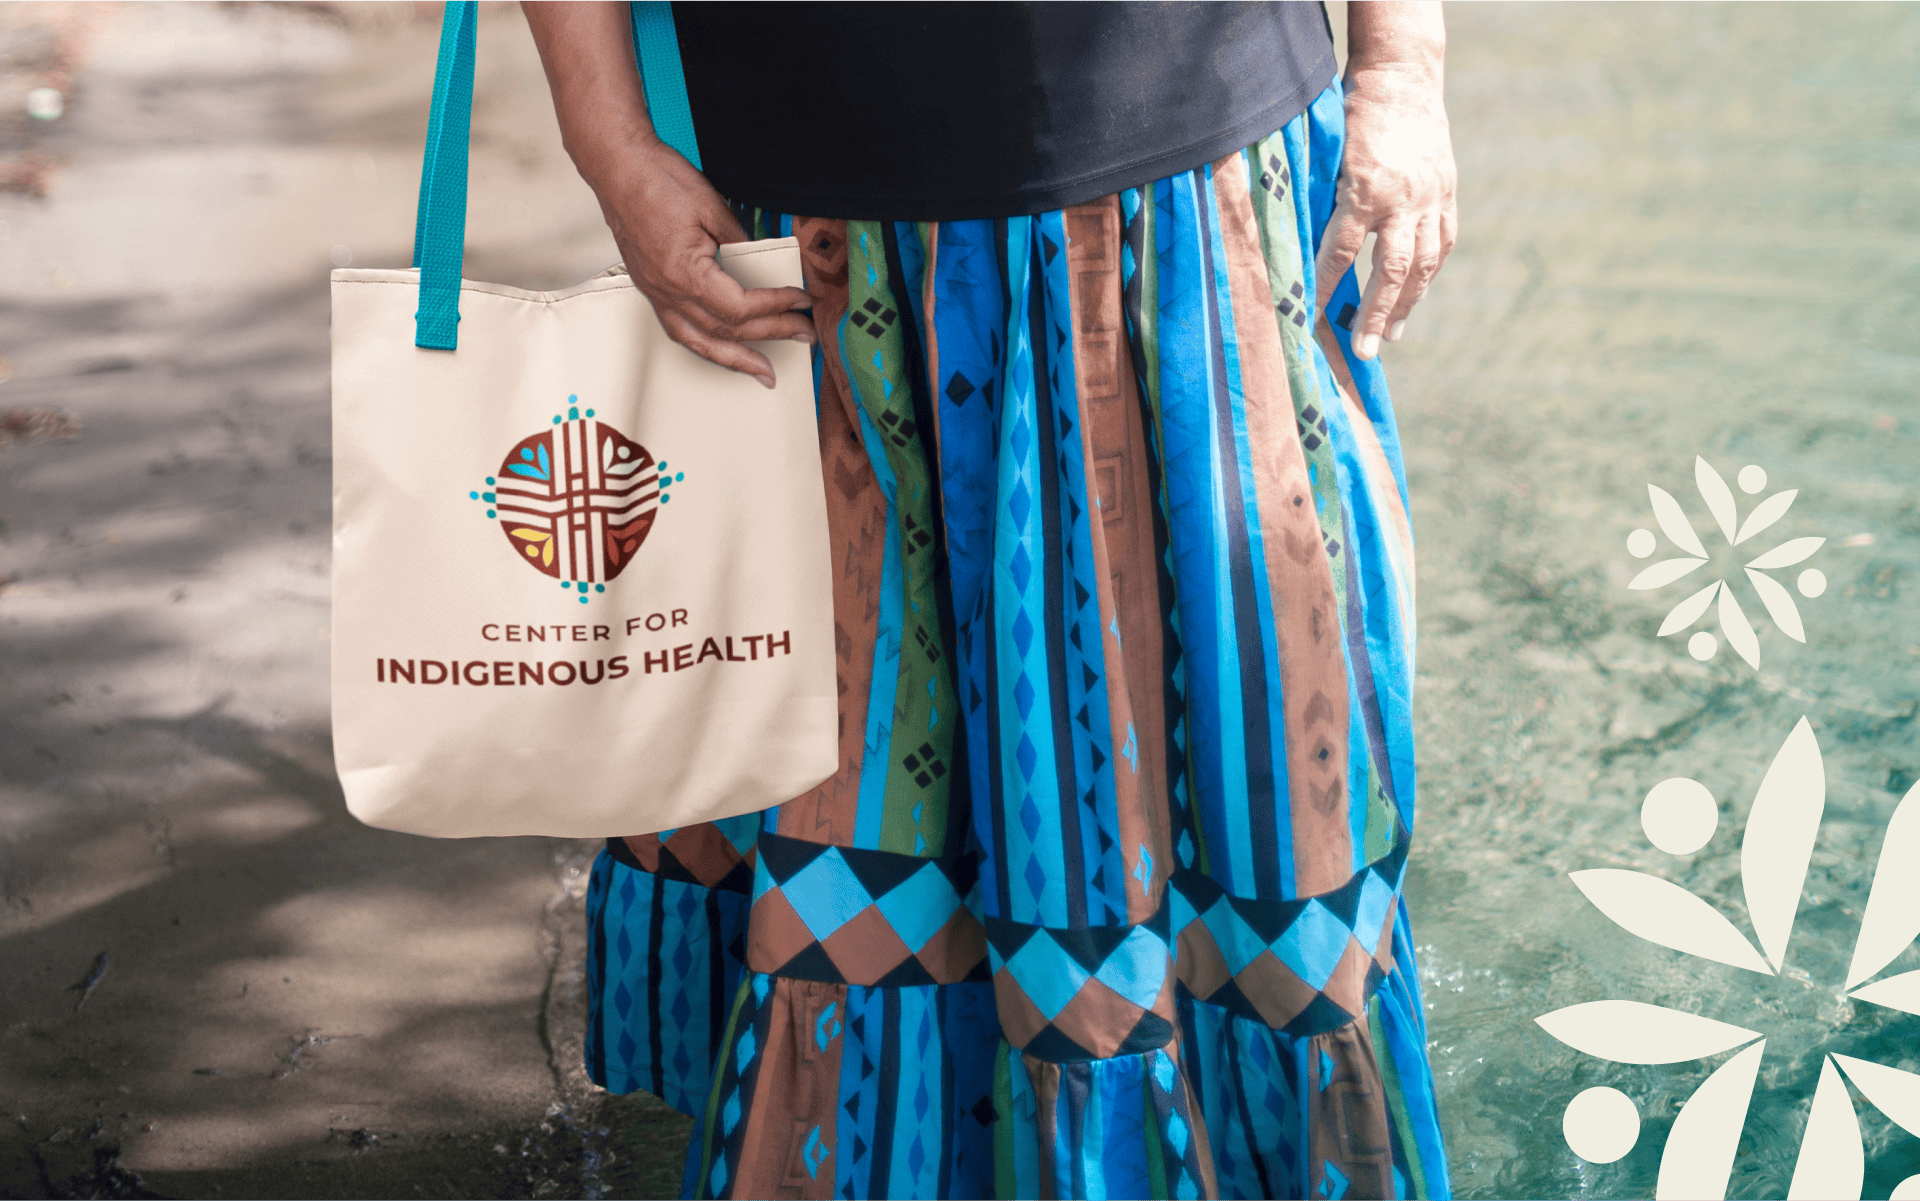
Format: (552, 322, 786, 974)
(0, 3, 1915, 1198)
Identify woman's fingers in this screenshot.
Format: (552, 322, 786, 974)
(641, 251, 818, 379)
(657, 307, 781, 388)
(1321, 194, 1456, 358)
(1383, 210, 1444, 343)
(659, 293, 818, 381)
(1313, 197, 1371, 316)
(1351, 216, 1417, 360)
(690, 250, 814, 322)
(703, 308, 817, 346)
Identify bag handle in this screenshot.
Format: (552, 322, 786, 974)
(411, 1, 702, 350)
(629, 4, 702, 172)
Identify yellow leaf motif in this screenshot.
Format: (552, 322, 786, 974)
(507, 528, 556, 568)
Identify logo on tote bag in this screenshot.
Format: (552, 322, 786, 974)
(468, 397, 684, 604)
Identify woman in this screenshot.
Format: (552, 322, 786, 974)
(525, 3, 1456, 1197)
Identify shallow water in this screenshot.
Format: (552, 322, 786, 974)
(1393, 5, 1920, 1197)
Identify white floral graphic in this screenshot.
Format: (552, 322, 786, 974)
(1627, 457, 1827, 668)
(1536, 717, 1920, 1200)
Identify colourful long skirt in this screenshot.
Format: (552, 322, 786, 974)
(584, 81, 1450, 1201)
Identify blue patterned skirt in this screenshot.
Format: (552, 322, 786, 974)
(585, 81, 1450, 1200)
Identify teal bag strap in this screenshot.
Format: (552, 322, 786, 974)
(630, 2, 702, 170)
(410, 1, 700, 350)
(412, 0, 476, 350)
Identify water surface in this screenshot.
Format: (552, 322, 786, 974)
(1397, 5, 1920, 1197)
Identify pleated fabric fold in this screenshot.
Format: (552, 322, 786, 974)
(584, 81, 1449, 1200)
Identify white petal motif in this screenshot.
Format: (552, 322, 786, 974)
(1786, 1058, 1864, 1201)
(1649, 484, 1710, 558)
(1832, 1055, 1920, 1139)
(1658, 580, 1722, 637)
(1844, 778, 1920, 989)
(1746, 568, 1807, 643)
(1536, 1000, 1761, 1064)
(1734, 488, 1798, 546)
(1655, 1041, 1767, 1201)
(1742, 717, 1825, 972)
(1569, 869, 1772, 974)
(1850, 969, 1920, 1017)
(1696, 457, 1740, 545)
(1747, 536, 1826, 570)
(1630, 557, 1709, 591)
(1718, 584, 1761, 669)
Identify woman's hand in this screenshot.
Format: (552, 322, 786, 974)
(1316, 1, 1456, 361)
(523, 2, 812, 388)
(595, 140, 815, 388)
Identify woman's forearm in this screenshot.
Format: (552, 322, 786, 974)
(522, 1, 659, 195)
(1346, 1, 1445, 86)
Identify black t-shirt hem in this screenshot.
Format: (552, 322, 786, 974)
(702, 55, 1336, 223)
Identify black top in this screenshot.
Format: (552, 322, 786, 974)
(672, 2, 1336, 221)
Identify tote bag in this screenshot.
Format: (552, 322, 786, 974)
(329, 2, 836, 838)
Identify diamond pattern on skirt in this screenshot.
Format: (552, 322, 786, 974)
(984, 900, 1180, 1062)
(613, 818, 757, 893)
(1172, 842, 1408, 1037)
(746, 831, 988, 986)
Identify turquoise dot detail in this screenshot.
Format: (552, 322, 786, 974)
(585, 409, 595, 418)
(657, 461, 667, 469)
(469, 491, 479, 500)
(578, 596, 588, 604)
(568, 394, 577, 403)
(561, 581, 570, 589)
(594, 584, 605, 593)
(486, 477, 495, 486)
(486, 509, 495, 518)
(553, 416, 562, 425)
(661, 493, 671, 503)
(675, 472, 683, 482)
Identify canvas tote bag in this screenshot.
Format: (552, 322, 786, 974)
(329, 1, 836, 838)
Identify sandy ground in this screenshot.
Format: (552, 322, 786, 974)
(0, 4, 687, 1198)
(1, 3, 1917, 1200)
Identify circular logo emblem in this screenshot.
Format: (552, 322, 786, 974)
(469, 398, 683, 604)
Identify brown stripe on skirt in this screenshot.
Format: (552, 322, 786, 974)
(725, 978, 847, 1201)
(1024, 1057, 1065, 1201)
(769, 217, 888, 848)
(1306, 1019, 1396, 1201)
(1211, 152, 1354, 896)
